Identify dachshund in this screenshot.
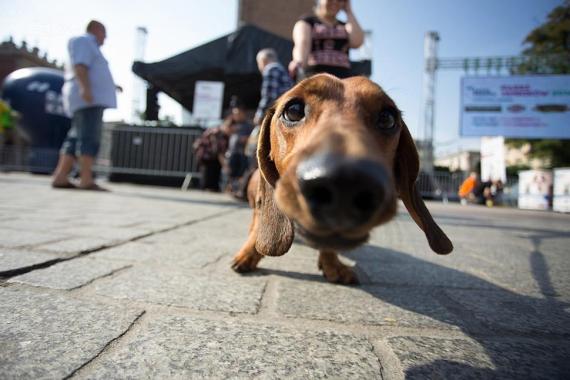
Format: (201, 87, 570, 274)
(231, 74, 452, 284)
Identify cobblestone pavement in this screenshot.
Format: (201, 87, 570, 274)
(1, 173, 569, 379)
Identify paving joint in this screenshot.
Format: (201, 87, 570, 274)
(64, 310, 147, 379)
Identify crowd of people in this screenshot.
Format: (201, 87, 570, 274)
(193, 0, 364, 194)
(46, 0, 363, 193)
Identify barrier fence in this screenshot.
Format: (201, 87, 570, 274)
(103, 124, 203, 179)
(1, 124, 518, 203)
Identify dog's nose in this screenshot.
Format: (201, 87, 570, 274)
(296, 154, 390, 230)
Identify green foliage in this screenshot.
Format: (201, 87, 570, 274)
(517, 0, 570, 74)
(510, 1, 570, 168)
(506, 163, 531, 177)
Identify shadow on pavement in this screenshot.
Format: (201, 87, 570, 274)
(258, 230, 570, 378)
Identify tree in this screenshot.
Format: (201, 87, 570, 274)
(506, 1, 570, 168)
(517, 0, 570, 75)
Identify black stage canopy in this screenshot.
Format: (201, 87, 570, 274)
(132, 24, 371, 114)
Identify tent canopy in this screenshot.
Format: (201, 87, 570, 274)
(132, 24, 371, 114)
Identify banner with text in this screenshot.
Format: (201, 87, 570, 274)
(461, 75, 570, 138)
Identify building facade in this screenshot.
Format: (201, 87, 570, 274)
(237, 0, 314, 39)
(0, 38, 62, 87)
(435, 150, 481, 173)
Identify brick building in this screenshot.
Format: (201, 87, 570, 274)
(0, 38, 62, 87)
(237, 0, 314, 39)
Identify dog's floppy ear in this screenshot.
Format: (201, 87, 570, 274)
(254, 107, 294, 256)
(395, 124, 453, 254)
(257, 107, 279, 187)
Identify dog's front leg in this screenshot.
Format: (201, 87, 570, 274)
(231, 209, 264, 273)
(318, 251, 359, 285)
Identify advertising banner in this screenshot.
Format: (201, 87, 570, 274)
(193, 81, 224, 120)
(518, 170, 552, 210)
(553, 168, 570, 213)
(461, 75, 570, 138)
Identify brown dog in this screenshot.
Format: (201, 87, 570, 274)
(232, 74, 452, 284)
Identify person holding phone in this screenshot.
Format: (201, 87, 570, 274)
(288, 0, 364, 80)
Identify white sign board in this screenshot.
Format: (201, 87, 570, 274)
(193, 81, 224, 120)
(480, 136, 506, 182)
(553, 168, 570, 213)
(461, 75, 570, 138)
(518, 169, 552, 210)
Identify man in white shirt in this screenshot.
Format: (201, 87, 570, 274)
(52, 20, 117, 191)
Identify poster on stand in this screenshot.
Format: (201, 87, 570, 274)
(480, 136, 506, 182)
(553, 168, 570, 213)
(518, 170, 552, 210)
(193, 81, 224, 120)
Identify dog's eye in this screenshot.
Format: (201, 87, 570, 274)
(376, 110, 396, 130)
(282, 100, 305, 123)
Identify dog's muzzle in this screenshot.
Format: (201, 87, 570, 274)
(296, 153, 393, 232)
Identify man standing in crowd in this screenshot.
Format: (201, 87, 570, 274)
(254, 48, 293, 126)
(52, 20, 118, 190)
(246, 48, 293, 169)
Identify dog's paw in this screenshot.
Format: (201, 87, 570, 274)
(318, 260, 359, 285)
(231, 251, 263, 273)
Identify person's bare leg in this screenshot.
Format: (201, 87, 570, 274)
(78, 155, 95, 188)
(52, 154, 75, 186)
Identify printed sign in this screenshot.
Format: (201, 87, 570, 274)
(480, 136, 506, 182)
(553, 168, 570, 213)
(460, 75, 570, 138)
(518, 170, 552, 210)
(193, 81, 224, 120)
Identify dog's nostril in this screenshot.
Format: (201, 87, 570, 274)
(306, 185, 333, 206)
(353, 190, 377, 212)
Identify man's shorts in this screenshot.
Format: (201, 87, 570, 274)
(60, 106, 104, 157)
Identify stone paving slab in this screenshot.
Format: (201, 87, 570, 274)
(33, 236, 118, 255)
(76, 315, 382, 379)
(276, 279, 462, 330)
(138, 211, 249, 246)
(56, 226, 151, 242)
(93, 266, 267, 313)
(384, 335, 570, 379)
(0, 230, 70, 249)
(0, 286, 144, 379)
(444, 289, 570, 335)
(92, 241, 226, 269)
(2, 174, 570, 379)
(348, 246, 499, 290)
(9, 257, 130, 290)
(365, 215, 570, 298)
(0, 249, 62, 274)
(0, 219, 71, 232)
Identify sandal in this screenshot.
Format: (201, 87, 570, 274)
(52, 181, 78, 189)
(78, 183, 110, 192)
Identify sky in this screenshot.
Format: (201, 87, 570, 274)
(0, 0, 563, 157)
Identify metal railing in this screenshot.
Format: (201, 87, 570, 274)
(102, 124, 203, 179)
(0, 124, 205, 183)
(2, 126, 520, 203)
(417, 170, 519, 205)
